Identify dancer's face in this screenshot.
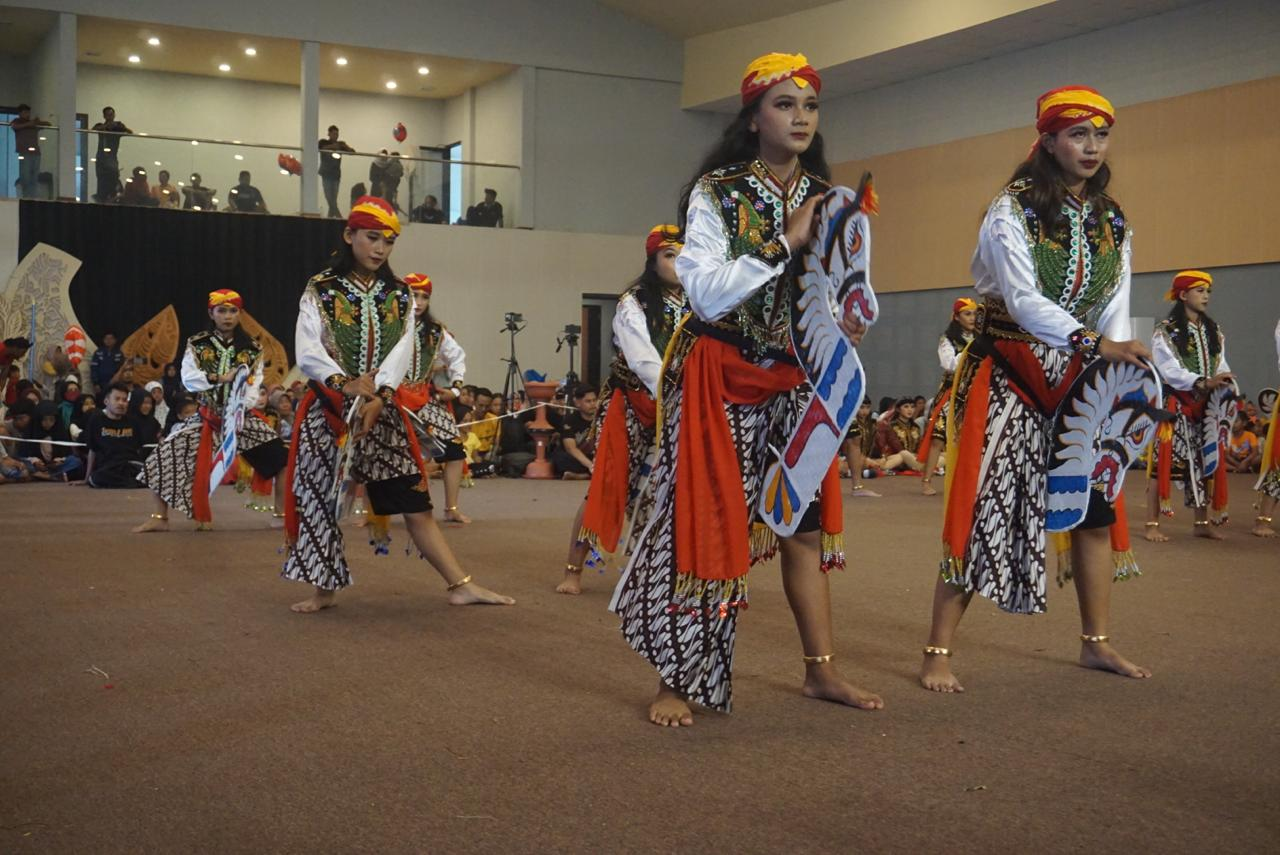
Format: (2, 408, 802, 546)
(956, 308, 977, 332)
(210, 304, 240, 334)
(345, 228, 396, 274)
(654, 246, 681, 288)
(750, 78, 819, 164)
(1180, 284, 1211, 315)
(413, 290, 430, 317)
(1042, 119, 1110, 188)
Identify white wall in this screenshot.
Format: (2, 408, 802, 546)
(0, 54, 32, 107)
(531, 68, 724, 236)
(471, 70, 524, 226)
(75, 64, 446, 214)
(819, 0, 1280, 162)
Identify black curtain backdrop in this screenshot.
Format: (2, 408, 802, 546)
(18, 200, 347, 363)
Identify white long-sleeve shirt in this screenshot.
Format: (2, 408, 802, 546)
(433, 328, 466, 386)
(1151, 320, 1231, 392)
(612, 293, 664, 396)
(938, 336, 962, 374)
(180, 336, 264, 406)
(295, 285, 414, 390)
(971, 193, 1132, 348)
(675, 183, 791, 323)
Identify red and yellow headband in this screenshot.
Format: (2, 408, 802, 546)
(1166, 269, 1212, 302)
(1035, 86, 1115, 136)
(208, 289, 243, 310)
(952, 297, 978, 315)
(645, 224, 682, 257)
(347, 195, 400, 237)
(741, 52, 822, 106)
(404, 273, 432, 295)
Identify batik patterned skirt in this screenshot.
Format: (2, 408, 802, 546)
(579, 378, 659, 558)
(139, 413, 281, 519)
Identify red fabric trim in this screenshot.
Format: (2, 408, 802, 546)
(191, 406, 219, 523)
(284, 386, 346, 543)
(917, 389, 949, 458)
(580, 389, 630, 553)
(1110, 492, 1131, 554)
(942, 358, 993, 559)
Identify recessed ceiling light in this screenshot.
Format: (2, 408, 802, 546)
(127, 54, 141, 63)
(154, 160, 162, 166)
(234, 154, 244, 160)
(147, 37, 160, 47)
(244, 47, 257, 56)
(418, 66, 429, 75)
(385, 80, 397, 90)
(335, 56, 348, 66)
(218, 63, 231, 72)
(190, 140, 199, 146)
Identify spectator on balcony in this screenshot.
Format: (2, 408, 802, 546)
(410, 194, 446, 225)
(181, 172, 216, 211)
(384, 152, 406, 213)
(227, 171, 268, 213)
(466, 188, 504, 228)
(151, 169, 180, 209)
(369, 150, 391, 200)
(348, 182, 367, 210)
(318, 124, 354, 218)
(11, 104, 51, 199)
(121, 166, 159, 206)
(91, 106, 132, 203)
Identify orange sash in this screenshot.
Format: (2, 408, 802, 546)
(283, 385, 347, 543)
(580, 387, 657, 553)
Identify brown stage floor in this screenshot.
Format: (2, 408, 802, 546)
(2, 472, 1277, 853)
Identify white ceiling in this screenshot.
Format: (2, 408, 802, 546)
(593, 0, 839, 38)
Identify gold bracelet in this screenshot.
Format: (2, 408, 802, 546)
(802, 653, 833, 665)
(445, 574, 472, 592)
(922, 645, 952, 657)
(1080, 634, 1110, 644)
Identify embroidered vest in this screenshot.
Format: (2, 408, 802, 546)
(699, 159, 830, 352)
(305, 269, 410, 378)
(187, 331, 259, 409)
(1156, 317, 1222, 377)
(411, 318, 445, 384)
(609, 284, 688, 389)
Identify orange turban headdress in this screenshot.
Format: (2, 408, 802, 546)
(404, 273, 432, 295)
(1166, 270, 1212, 302)
(645, 224, 682, 257)
(347, 195, 400, 237)
(1030, 86, 1114, 157)
(208, 289, 243, 309)
(952, 297, 978, 315)
(741, 52, 822, 106)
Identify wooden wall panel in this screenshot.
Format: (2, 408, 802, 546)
(833, 76, 1280, 293)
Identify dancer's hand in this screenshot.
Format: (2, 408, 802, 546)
(1097, 337, 1149, 368)
(344, 372, 377, 399)
(354, 396, 383, 441)
(1204, 372, 1235, 391)
(839, 310, 867, 346)
(783, 196, 821, 256)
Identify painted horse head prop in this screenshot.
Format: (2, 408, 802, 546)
(1046, 358, 1165, 532)
(759, 175, 878, 537)
(1201, 380, 1240, 479)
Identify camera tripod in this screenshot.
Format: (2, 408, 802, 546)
(500, 317, 527, 412)
(556, 329, 580, 389)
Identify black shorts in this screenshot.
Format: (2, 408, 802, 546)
(432, 439, 466, 463)
(241, 438, 288, 479)
(365, 474, 433, 515)
(1077, 488, 1117, 530)
(755, 500, 821, 534)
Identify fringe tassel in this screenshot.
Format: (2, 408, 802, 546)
(367, 513, 392, 556)
(748, 522, 778, 566)
(1112, 549, 1141, 582)
(939, 553, 966, 587)
(576, 525, 607, 572)
(669, 573, 749, 620)
(820, 531, 844, 573)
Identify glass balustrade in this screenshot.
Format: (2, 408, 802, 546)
(0, 122, 61, 201)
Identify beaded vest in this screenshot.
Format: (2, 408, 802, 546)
(1156, 317, 1222, 377)
(304, 269, 410, 378)
(410, 318, 445, 384)
(699, 159, 829, 353)
(187, 330, 259, 409)
(609, 284, 687, 389)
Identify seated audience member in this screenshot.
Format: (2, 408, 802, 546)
(181, 173, 216, 211)
(467, 188, 504, 227)
(83, 383, 145, 488)
(1, 336, 31, 397)
(54, 375, 82, 430)
(495, 409, 534, 477)
(873, 397, 926, 473)
(1226, 413, 1261, 473)
(551, 383, 598, 480)
(469, 391, 501, 458)
(144, 380, 168, 428)
(90, 332, 124, 394)
(19, 401, 83, 481)
(151, 169, 180, 209)
(129, 388, 162, 458)
(843, 397, 881, 497)
(268, 389, 294, 444)
(913, 394, 929, 432)
(69, 394, 97, 439)
(410, 194, 447, 224)
(1, 399, 37, 482)
(2, 364, 19, 407)
(121, 167, 159, 206)
(165, 396, 199, 437)
(227, 171, 268, 213)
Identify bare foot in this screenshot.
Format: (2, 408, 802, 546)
(919, 654, 964, 693)
(195, 522, 214, 532)
(353, 513, 369, 528)
(649, 683, 693, 727)
(443, 508, 472, 525)
(132, 517, 170, 534)
(1143, 525, 1170, 543)
(851, 486, 880, 498)
(801, 663, 884, 710)
(1079, 640, 1151, 679)
(1193, 525, 1225, 540)
(921, 481, 938, 497)
(291, 589, 337, 613)
(448, 581, 515, 606)
(556, 569, 583, 595)
(1252, 523, 1276, 538)
(561, 472, 590, 481)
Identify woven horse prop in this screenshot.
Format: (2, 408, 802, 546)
(759, 176, 878, 537)
(208, 365, 251, 495)
(1201, 380, 1239, 479)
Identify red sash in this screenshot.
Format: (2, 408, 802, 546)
(580, 387, 657, 553)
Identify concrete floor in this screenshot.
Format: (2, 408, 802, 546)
(2, 472, 1277, 853)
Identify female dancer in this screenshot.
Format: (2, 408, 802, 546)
(399, 273, 472, 525)
(281, 197, 512, 613)
(134, 290, 288, 532)
(922, 86, 1152, 693)
(611, 52, 883, 727)
(919, 298, 977, 495)
(1145, 271, 1235, 541)
(558, 225, 687, 595)
(1252, 319, 1280, 537)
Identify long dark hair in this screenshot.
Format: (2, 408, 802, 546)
(625, 254, 675, 340)
(1007, 144, 1114, 230)
(1166, 300, 1221, 361)
(676, 101, 831, 229)
(943, 318, 971, 350)
(327, 239, 397, 284)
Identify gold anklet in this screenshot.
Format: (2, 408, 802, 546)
(446, 505, 459, 512)
(1144, 521, 1160, 527)
(802, 654, 833, 665)
(446, 574, 472, 592)
(1080, 634, 1110, 644)
(1258, 515, 1274, 524)
(1194, 520, 1210, 527)
(272, 512, 285, 519)
(923, 645, 952, 657)
(148, 513, 167, 521)
(852, 484, 864, 491)
(565, 563, 583, 574)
